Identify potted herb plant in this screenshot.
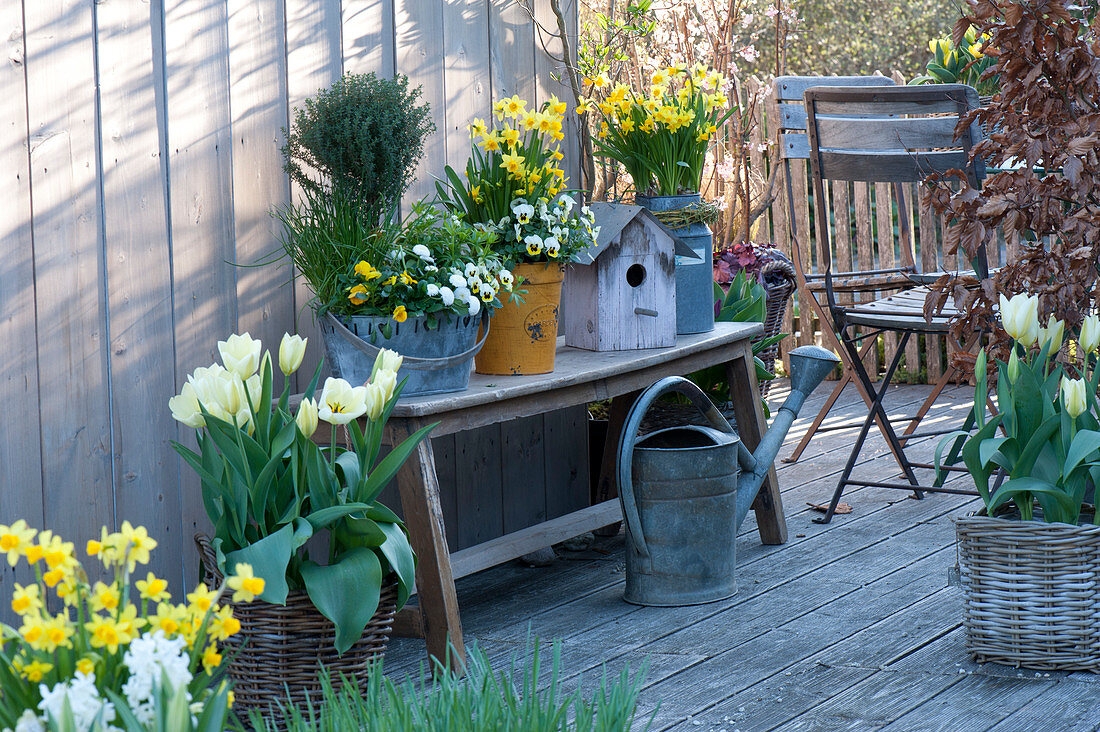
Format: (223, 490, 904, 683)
(436, 96, 599, 375)
(581, 63, 736, 334)
(169, 332, 430, 717)
(938, 295, 1100, 671)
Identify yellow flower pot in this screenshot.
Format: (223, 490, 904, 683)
(475, 262, 564, 375)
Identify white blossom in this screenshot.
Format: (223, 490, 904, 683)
(426, 283, 441, 297)
(449, 272, 467, 289)
(121, 631, 193, 726)
(439, 286, 456, 307)
(38, 672, 114, 732)
(412, 244, 433, 261)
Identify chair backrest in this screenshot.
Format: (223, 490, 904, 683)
(771, 76, 895, 288)
(803, 84, 986, 280)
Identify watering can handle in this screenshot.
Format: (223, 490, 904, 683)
(325, 311, 490, 371)
(616, 377, 737, 560)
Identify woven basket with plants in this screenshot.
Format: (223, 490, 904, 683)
(169, 332, 430, 718)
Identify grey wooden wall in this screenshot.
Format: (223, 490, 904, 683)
(0, 0, 582, 605)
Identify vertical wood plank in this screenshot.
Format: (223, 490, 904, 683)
(489, 0, 535, 108)
(544, 406, 589, 519)
(431, 435, 460, 552)
(442, 0, 491, 165)
(919, 186, 942, 382)
(792, 161, 815, 349)
(95, 0, 181, 580)
(534, 0, 580, 187)
(227, 0, 294, 348)
(853, 181, 877, 376)
(902, 182, 920, 378)
(0, 2, 45, 599)
(285, 0, 342, 386)
(165, 0, 239, 569)
(343, 0, 394, 77)
(395, 0, 445, 203)
(875, 181, 898, 370)
(747, 78, 770, 245)
(766, 88, 793, 370)
(454, 427, 504, 548)
(502, 416, 547, 532)
(24, 0, 114, 545)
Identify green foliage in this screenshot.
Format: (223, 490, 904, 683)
(249, 642, 650, 731)
(783, 0, 960, 78)
(911, 27, 999, 96)
(690, 272, 785, 408)
(104, 679, 233, 732)
(938, 338, 1100, 525)
(283, 72, 434, 227)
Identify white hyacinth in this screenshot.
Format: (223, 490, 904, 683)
(121, 631, 194, 726)
(37, 672, 114, 732)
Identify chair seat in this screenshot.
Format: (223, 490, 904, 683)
(840, 287, 956, 333)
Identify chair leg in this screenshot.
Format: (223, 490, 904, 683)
(815, 330, 920, 524)
(899, 332, 980, 445)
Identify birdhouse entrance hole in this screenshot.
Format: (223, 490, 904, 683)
(626, 263, 647, 288)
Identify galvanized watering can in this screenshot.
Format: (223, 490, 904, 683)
(616, 345, 840, 606)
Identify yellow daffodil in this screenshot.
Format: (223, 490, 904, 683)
(186, 583, 219, 614)
(651, 70, 668, 86)
(551, 149, 564, 162)
(620, 117, 635, 133)
(354, 260, 382, 281)
(585, 73, 609, 89)
(469, 117, 488, 137)
(203, 644, 223, 673)
(90, 581, 121, 613)
(151, 602, 186, 636)
(500, 127, 520, 147)
(479, 132, 501, 152)
(38, 531, 75, 571)
(14, 658, 53, 682)
(500, 151, 524, 175)
(11, 583, 41, 615)
(227, 563, 266, 603)
(117, 521, 156, 570)
(136, 571, 170, 602)
(86, 539, 102, 556)
(470, 184, 483, 204)
(43, 615, 73, 651)
(502, 95, 527, 117)
(278, 333, 307, 375)
(43, 568, 65, 588)
(392, 305, 409, 323)
(548, 95, 567, 115)
(76, 657, 96, 676)
(208, 605, 242, 642)
(0, 520, 35, 566)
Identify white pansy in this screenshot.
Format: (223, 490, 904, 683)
(449, 272, 467, 289)
(426, 283, 440, 297)
(455, 286, 472, 302)
(499, 270, 514, 288)
(425, 264, 438, 272)
(513, 203, 535, 224)
(464, 262, 479, 278)
(439, 286, 456, 307)
(558, 193, 575, 213)
(467, 294, 481, 316)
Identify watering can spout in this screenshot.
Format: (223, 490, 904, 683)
(734, 345, 840, 528)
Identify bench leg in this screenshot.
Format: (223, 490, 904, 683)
(727, 341, 787, 545)
(391, 419, 465, 673)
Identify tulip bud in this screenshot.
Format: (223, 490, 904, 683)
(999, 293, 1039, 347)
(1062, 377, 1087, 419)
(279, 333, 308, 375)
(372, 348, 403, 380)
(364, 382, 386, 422)
(1038, 315, 1065, 354)
(218, 333, 263, 379)
(1080, 315, 1100, 355)
(168, 383, 205, 429)
(372, 368, 398, 406)
(296, 398, 318, 438)
(1007, 350, 1020, 383)
(975, 347, 987, 378)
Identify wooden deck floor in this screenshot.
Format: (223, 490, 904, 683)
(384, 380, 1100, 731)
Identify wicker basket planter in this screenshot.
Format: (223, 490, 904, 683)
(196, 536, 398, 719)
(955, 511, 1100, 672)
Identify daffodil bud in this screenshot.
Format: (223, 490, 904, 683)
(999, 293, 1039, 347)
(1062, 377, 1087, 419)
(218, 333, 262, 379)
(279, 333, 307, 375)
(296, 398, 318, 438)
(1080, 314, 1100, 355)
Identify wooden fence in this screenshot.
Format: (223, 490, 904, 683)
(0, 0, 583, 604)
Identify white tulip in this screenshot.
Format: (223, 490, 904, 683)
(218, 333, 263, 379)
(317, 378, 368, 425)
(1038, 315, 1065, 354)
(999, 293, 1039, 347)
(374, 348, 403, 376)
(278, 333, 307, 375)
(1080, 314, 1100, 355)
(296, 398, 318, 438)
(363, 382, 386, 421)
(168, 382, 205, 429)
(372, 368, 399, 406)
(1062, 377, 1088, 419)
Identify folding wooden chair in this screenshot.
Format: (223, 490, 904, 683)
(772, 75, 902, 465)
(803, 84, 989, 523)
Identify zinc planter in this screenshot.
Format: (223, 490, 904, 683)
(320, 312, 485, 397)
(955, 510, 1100, 672)
(475, 262, 564, 375)
(635, 193, 715, 336)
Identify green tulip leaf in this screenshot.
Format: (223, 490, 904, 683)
(358, 422, 437, 504)
(367, 502, 403, 524)
(305, 502, 374, 530)
(301, 547, 383, 654)
(378, 521, 417, 609)
(988, 477, 1079, 520)
(1064, 430, 1100, 478)
(223, 523, 298, 604)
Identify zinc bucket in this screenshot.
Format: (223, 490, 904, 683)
(635, 193, 715, 336)
(474, 262, 564, 375)
(320, 312, 486, 397)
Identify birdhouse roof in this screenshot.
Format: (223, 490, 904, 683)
(572, 202, 698, 266)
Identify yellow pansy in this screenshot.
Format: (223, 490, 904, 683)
(354, 260, 382, 281)
(392, 305, 409, 323)
(399, 271, 417, 285)
(381, 275, 398, 287)
(226, 563, 266, 603)
(0, 520, 35, 566)
(348, 284, 370, 305)
(136, 572, 170, 602)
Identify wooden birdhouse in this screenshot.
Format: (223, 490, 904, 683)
(562, 202, 691, 351)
